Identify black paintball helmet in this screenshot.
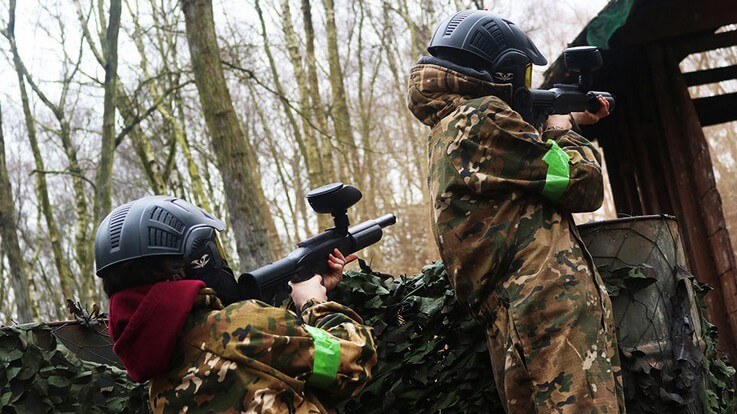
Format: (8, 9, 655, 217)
(95, 195, 227, 280)
(428, 10, 547, 89)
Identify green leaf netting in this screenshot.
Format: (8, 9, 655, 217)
(329, 261, 502, 413)
(1, 217, 735, 413)
(0, 324, 149, 414)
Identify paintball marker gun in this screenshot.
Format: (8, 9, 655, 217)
(514, 46, 616, 129)
(238, 183, 396, 306)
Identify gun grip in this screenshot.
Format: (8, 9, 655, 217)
(586, 92, 615, 113)
(237, 273, 263, 301)
(292, 259, 331, 284)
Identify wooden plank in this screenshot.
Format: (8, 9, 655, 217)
(702, 187, 727, 236)
(673, 29, 737, 59)
(692, 92, 737, 126)
(683, 64, 737, 86)
(628, 47, 676, 216)
(618, 0, 737, 47)
(712, 230, 737, 277)
(592, 59, 642, 215)
(648, 43, 737, 359)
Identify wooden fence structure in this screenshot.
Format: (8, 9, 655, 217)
(544, 0, 737, 360)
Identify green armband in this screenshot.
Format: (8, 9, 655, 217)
(541, 139, 570, 201)
(303, 325, 341, 388)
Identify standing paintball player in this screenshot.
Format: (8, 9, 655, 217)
(95, 195, 376, 413)
(407, 10, 625, 413)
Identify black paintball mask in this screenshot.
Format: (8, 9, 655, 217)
(183, 227, 242, 306)
(489, 54, 533, 93)
(427, 11, 545, 102)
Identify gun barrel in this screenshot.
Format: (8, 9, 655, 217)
(349, 214, 396, 251)
(376, 213, 397, 228)
(238, 212, 397, 305)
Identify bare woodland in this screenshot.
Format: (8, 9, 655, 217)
(0, 0, 734, 323)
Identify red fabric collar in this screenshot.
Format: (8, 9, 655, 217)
(109, 280, 205, 382)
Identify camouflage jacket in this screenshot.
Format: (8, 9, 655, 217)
(407, 60, 605, 321)
(150, 288, 377, 413)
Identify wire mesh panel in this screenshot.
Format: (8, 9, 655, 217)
(50, 320, 121, 368)
(579, 215, 706, 413)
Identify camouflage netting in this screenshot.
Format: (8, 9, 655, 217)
(1, 218, 735, 413)
(578, 216, 736, 413)
(332, 256, 736, 413)
(0, 323, 148, 413)
(330, 261, 502, 413)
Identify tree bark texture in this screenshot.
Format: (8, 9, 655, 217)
(75, 0, 167, 197)
(7, 0, 74, 304)
(10, 30, 96, 303)
(0, 105, 34, 322)
(181, 0, 273, 270)
(93, 0, 122, 228)
(128, 8, 211, 210)
(280, 0, 333, 232)
(301, 0, 336, 185)
(322, 0, 360, 183)
(280, 0, 323, 185)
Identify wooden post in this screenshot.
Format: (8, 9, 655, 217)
(647, 43, 737, 359)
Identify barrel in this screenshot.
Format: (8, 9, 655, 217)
(578, 215, 706, 413)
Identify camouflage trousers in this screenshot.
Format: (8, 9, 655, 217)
(483, 254, 626, 413)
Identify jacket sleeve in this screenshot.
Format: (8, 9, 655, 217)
(298, 299, 377, 398)
(442, 100, 604, 212)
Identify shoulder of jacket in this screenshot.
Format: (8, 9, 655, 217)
(464, 95, 512, 114)
(442, 95, 511, 122)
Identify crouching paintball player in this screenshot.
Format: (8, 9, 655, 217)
(407, 10, 625, 413)
(95, 195, 377, 413)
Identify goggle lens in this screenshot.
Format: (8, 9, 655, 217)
(214, 234, 227, 262)
(525, 64, 532, 89)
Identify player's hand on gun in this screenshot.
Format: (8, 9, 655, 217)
(289, 249, 357, 310)
(572, 95, 611, 125)
(544, 95, 611, 129)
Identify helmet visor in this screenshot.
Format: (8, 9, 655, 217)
(214, 234, 228, 263)
(525, 63, 532, 89)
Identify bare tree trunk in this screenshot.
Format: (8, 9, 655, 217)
(93, 0, 122, 228)
(6, 17, 95, 303)
(0, 104, 34, 322)
(254, 0, 308, 178)
(75, 0, 167, 196)
(280, 0, 322, 185)
(301, 0, 336, 184)
(279, 0, 333, 232)
(253, 0, 325, 233)
(396, 0, 433, 60)
(181, 0, 273, 270)
(322, 0, 360, 183)
(5, 0, 74, 305)
(355, 1, 382, 220)
(0, 252, 6, 321)
(117, 87, 167, 193)
(376, 3, 429, 199)
(246, 82, 299, 241)
(127, 1, 210, 210)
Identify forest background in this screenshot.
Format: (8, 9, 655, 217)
(0, 0, 734, 323)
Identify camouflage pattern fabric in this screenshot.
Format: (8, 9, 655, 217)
(408, 61, 625, 413)
(149, 288, 377, 413)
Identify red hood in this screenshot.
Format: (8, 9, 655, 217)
(109, 280, 205, 382)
